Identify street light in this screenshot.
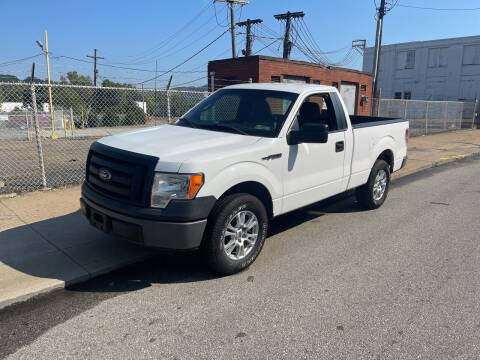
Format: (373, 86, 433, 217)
(36, 31, 57, 139)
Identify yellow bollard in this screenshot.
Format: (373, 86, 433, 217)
(81, 106, 85, 129)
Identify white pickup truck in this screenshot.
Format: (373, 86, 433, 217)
(81, 83, 408, 274)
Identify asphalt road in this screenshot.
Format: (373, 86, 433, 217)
(1, 156, 480, 359)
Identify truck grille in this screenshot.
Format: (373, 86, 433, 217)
(85, 142, 158, 207)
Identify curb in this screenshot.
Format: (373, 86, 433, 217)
(392, 152, 480, 180)
(0, 252, 154, 312)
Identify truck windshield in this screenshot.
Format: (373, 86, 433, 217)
(176, 89, 298, 137)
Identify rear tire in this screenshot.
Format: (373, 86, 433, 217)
(356, 159, 391, 210)
(200, 193, 268, 275)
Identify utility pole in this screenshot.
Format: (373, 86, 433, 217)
(372, 0, 386, 106)
(214, 0, 249, 58)
(166, 75, 173, 124)
(237, 18, 262, 56)
(86, 49, 104, 86)
(36, 30, 57, 138)
(274, 11, 304, 60)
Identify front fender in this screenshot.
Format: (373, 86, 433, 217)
(197, 161, 282, 202)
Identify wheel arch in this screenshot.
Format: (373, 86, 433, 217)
(377, 149, 394, 173)
(218, 181, 274, 219)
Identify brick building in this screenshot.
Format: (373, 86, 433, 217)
(208, 55, 373, 115)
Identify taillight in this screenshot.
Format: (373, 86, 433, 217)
(405, 128, 409, 144)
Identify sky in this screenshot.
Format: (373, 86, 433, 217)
(1, 0, 479, 88)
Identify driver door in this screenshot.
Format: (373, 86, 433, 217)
(282, 92, 346, 213)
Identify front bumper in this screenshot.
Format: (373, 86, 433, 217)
(81, 184, 213, 250)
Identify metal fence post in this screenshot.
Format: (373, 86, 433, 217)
(425, 101, 429, 135)
(167, 90, 171, 124)
(472, 98, 478, 129)
(403, 100, 407, 120)
(31, 83, 47, 188)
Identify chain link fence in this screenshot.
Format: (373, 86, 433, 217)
(0, 82, 209, 194)
(373, 98, 478, 137)
(2, 82, 479, 194)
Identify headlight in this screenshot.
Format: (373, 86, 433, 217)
(150, 172, 204, 208)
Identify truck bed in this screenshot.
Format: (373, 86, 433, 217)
(350, 115, 407, 129)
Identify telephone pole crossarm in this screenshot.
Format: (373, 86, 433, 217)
(273, 11, 305, 60)
(237, 18, 262, 56)
(86, 49, 104, 87)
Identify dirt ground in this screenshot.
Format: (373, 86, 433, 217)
(0, 137, 98, 193)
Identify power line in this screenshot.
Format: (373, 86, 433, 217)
(172, 75, 207, 87)
(253, 39, 280, 55)
(119, 12, 218, 66)
(397, 3, 480, 11)
(115, 1, 214, 64)
(51, 54, 206, 74)
(0, 54, 43, 67)
(137, 29, 230, 85)
(214, 2, 229, 27)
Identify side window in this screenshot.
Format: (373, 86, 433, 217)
(296, 93, 343, 132)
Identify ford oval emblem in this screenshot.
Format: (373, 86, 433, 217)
(99, 168, 112, 181)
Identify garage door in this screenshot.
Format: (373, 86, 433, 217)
(340, 83, 357, 115)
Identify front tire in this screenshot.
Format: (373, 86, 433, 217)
(200, 193, 268, 275)
(356, 159, 391, 210)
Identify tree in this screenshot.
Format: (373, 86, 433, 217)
(59, 71, 93, 86)
(101, 79, 132, 88)
(0, 74, 20, 83)
(101, 106, 122, 126)
(123, 102, 145, 126)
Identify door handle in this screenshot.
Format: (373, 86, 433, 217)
(335, 141, 344, 152)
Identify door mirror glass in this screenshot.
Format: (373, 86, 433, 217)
(287, 123, 329, 145)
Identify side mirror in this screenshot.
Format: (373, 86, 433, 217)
(287, 123, 329, 145)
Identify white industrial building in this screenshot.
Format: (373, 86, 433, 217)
(363, 35, 480, 101)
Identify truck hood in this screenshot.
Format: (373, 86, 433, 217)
(98, 124, 261, 166)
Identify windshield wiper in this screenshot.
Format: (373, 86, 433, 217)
(178, 118, 197, 128)
(209, 124, 249, 136)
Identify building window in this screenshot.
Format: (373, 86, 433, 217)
(313, 80, 321, 84)
(405, 50, 415, 69)
(394, 92, 402, 99)
(404, 91, 412, 100)
(332, 82, 338, 88)
(271, 76, 281, 83)
(428, 48, 447, 68)
(463, 44, 480, 65)
(397, 50, 416, 69)
(221, 77, 237, 87)
(283, 75, 309, 83)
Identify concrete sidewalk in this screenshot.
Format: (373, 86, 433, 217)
(1, 129, 479, 309)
